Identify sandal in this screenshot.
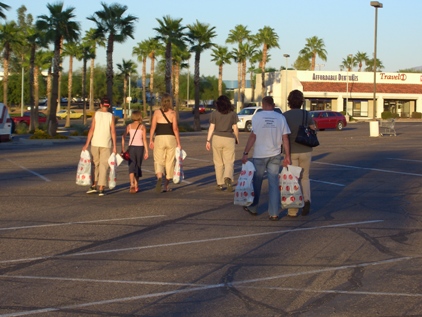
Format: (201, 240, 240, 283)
(269, 215, 279, 221)
(243, 206, 257, 216)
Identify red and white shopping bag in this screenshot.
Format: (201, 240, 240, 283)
(234, 161, 255, 206)
(76, 150, 92, 186)
(279, 165, 304, 209)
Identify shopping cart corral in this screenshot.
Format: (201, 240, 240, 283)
(378, 118, 397, 136)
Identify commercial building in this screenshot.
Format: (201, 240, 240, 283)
(247, 70, 422, 120)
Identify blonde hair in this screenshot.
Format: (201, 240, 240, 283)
(131, 110, 142, 122)
(160, 93, 173, 112)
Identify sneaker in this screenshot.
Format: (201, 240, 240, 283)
(302, 201, 311, 216)
(98, 190, 105, 196)
(224, 178, 234, 192)
(86, 185, 97, 194)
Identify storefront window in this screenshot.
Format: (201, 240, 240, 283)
(384, 99, 412, 118)
(351, 99, 369, 117)
(309, 99, 331, 111)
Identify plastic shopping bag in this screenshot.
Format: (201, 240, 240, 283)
(76, 150, 92, 186)
(173, 148, 187, 184)
(234, 161, 255, 206)
(108, 153, 117, 189)
(279, 165, 304, 209)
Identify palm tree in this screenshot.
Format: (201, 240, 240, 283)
(365, 58, 384, 72)
(0, 2, 10, 20)
(153, 15, 186, 95)
(116, 59, 136, 121)
(87, 2, 138, 106)
(226, 24, 250, 106)
(187, 20, 216, 131)
(254, 26, 280, 99)
(299, 36, 327, 71)
(211, 45, 232, 96)
(171, 44, 190, 119)
(0, 21, 22, 107)
(36, 2, 80, 136)
(83, 28, 105, 111)
(62, 42, 81, 127)
(79, 42, 95, 124)
(340, 54, 357, 72)
(248, 49, 262, 102)
(132, 40, 150, 117)
(240, 42, 257, 106)
(355, 51, 369, 72)
(145, 37, 161, 105)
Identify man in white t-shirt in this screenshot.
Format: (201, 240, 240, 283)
(83, 97, 117, 196)
(241, 96, 291, 220)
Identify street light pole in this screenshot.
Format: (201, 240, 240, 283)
(346, 54, 353, 114)
(283, 54, 290, 112)
(371, 1, 383, 119)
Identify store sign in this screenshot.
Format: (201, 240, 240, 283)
(312, 73, 359, 82)
(380, 73, 407, 81)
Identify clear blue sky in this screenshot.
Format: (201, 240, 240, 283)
(7, 0, 421, 79)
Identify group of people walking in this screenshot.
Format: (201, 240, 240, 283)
(81, 90, 315, 220)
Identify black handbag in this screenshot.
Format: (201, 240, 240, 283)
(295, 110, 319, 147)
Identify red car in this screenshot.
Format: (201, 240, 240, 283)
(192, 105, 206, 114)
(310, 110, 347, 131)
(12, 111, 49, 131)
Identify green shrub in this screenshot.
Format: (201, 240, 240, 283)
(411, 112, 422, 119)
(15, 123, 28, 134)
(381, 111, 399, 119)
(71, 124, 89, 136)
(29, 129, 68, 139)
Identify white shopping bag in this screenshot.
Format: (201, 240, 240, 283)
(76, 150, 92, 186)
(173, 147, 187, 184)
(279, 165, 304, 209)
(108, 153, 117, 189)
(234, 161, 255, 206)
(115, 153, 124, 167)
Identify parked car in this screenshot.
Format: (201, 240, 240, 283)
(309, 110, 347, 131)
(237, 106, 282, 132)
(56, 110, 83, 119)
(12, 111, 49, 131)
(0, 103, 12, 142)
(192, 105, 206, 114)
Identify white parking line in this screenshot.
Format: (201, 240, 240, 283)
(314, 161, 422, 177)
(0, 256, 415, 317)
(386, 158, 422, 163)
(5, 159, 51, 182)
(0, 220, 383, 264)
(0, 215, 165, 232)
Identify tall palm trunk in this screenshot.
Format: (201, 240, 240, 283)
(165, 43, 172, 94)
(29, 46, 36, 132)
(241, 59, 246, 105)
(2, 45, 9, 107)
(49, 37, 61, 136)
(89, 57, 95, 111)
(311, 53, 316, 71)
(106, 34, 115, 107)
(47, 66, 52, 113)
(57, 37, 63, 112)
(250, 71, 255, 102)
(260, 44, 268, 99)
(142, 57, 147, 117)
(237, 62, 241, 106)
(218, 64, 223, 96)
(149, 55, 155, 102)
(174, 63, 180, 121)
(82, 57, 88, 125)
(193, 51, 201, 131)
(65, 55, 73, 128)
(123, 76, 127, 120)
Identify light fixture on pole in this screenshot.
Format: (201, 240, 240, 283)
(371, 1, 383, 119)
(283, 54, 290, 112)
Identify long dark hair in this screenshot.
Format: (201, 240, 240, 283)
(216, 95, 232, 114)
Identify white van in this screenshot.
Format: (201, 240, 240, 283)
(0, 103, 12, 142)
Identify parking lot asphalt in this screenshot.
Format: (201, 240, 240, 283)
(1, 121, 422, 316)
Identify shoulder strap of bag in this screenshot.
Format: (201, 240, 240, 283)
(128, 122, 142, 146)
(302, 110, 308, 127)
(160, 109, 171, 124)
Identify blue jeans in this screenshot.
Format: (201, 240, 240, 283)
(250, 154, 282, 217)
